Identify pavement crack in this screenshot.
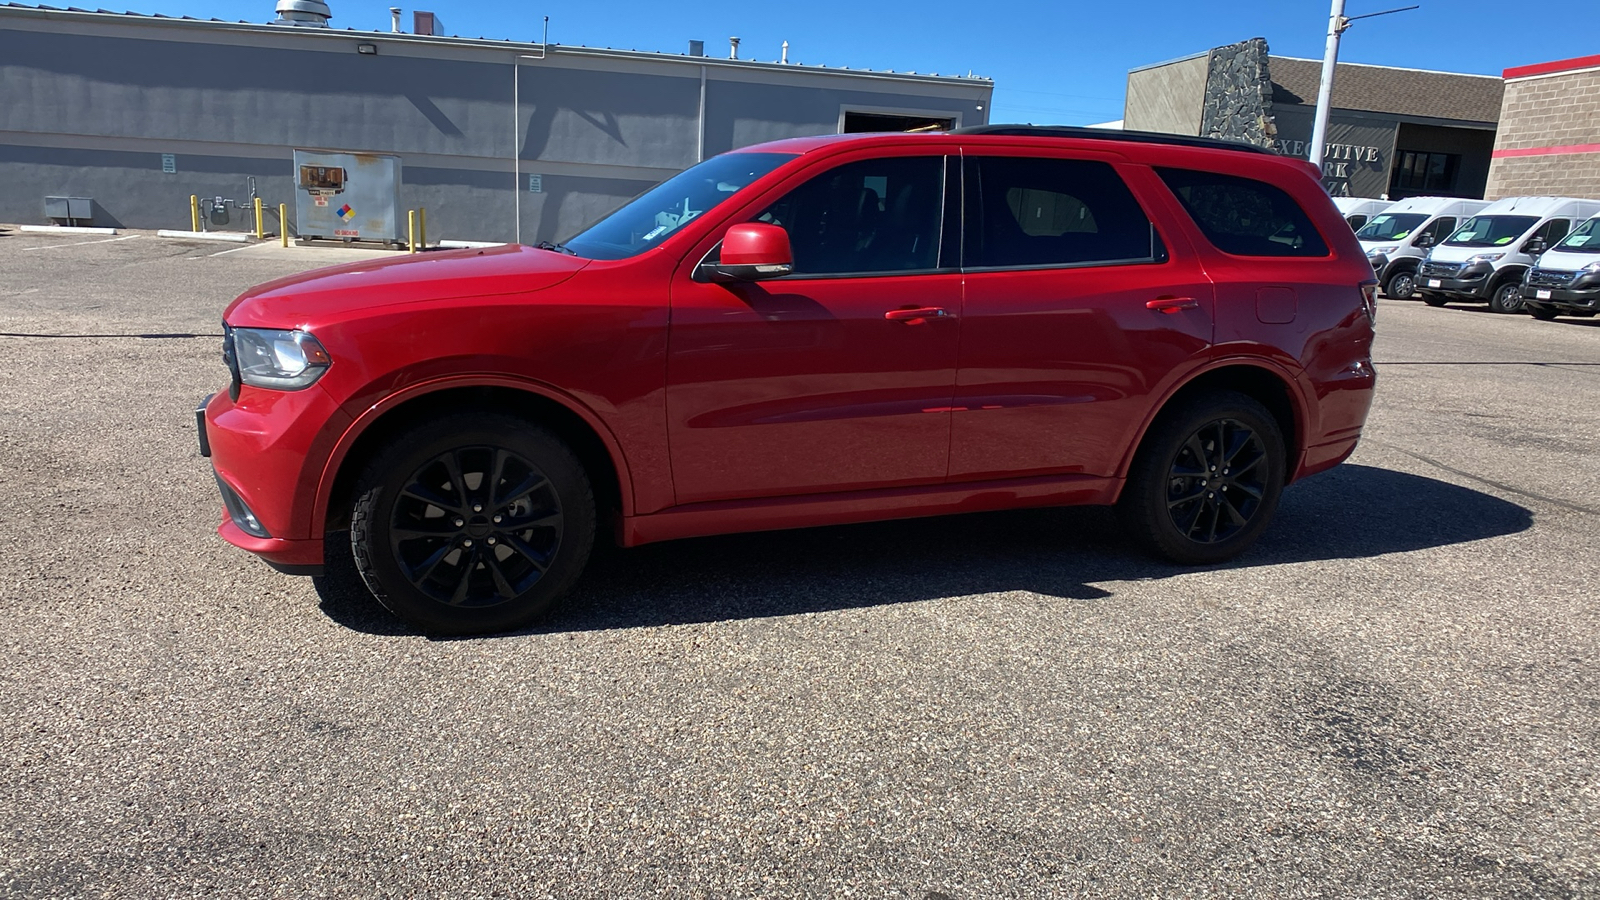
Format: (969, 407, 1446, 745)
(1375, 442, 1599, 516)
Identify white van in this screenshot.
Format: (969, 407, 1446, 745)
(1416, 196, 1600, 313)
(1522, 211, 1600, 319)
(1357, 196, 1491, 299)
(1332, 197, 1393, 232)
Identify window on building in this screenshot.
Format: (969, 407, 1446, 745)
(1157, 167, 1329, 258)
(841, 112, 956, 133)
(964, 157, 1163, 268)
(1389, 150, 1461, 195)
(754, 156, 946, 276)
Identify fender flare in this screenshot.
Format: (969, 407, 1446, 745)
(308, 374, 635, 540)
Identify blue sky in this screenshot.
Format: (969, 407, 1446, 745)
(128, 0, 1599, 124)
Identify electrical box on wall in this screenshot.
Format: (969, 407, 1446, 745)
(292, 149, 402, 242)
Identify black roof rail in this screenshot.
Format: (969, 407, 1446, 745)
(951, 124, 1280, 157)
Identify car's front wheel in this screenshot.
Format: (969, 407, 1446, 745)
(1118, 391, 1286, 565)
(1488, 280, 1525, 314)
(350, 413, 595, 634)
(1384, 269, 1417, 301)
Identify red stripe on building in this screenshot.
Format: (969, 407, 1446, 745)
(1492, 143, 1600, 159)
(1503, 54, 1600, 80)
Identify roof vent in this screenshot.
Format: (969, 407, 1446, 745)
(728, 36, 740, 60)
(274, 0, 331, 27)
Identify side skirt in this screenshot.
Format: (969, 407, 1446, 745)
(618, 474, 1120, 547)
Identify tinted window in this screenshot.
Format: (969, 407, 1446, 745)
(1536, 218, 1570, 244)
(1157, 168, 1330, 258)
(965, 157, 1162, 268)
(1347, 215, 1369, 231)
(753, 156, 945, 276)
(563, 152, 795, 260)
(1420, 216, 1457, 244)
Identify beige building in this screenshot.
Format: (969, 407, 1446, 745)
(1486, 54, 1600, 200)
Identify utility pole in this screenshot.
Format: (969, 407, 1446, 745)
(1308, 3, 1419, 171)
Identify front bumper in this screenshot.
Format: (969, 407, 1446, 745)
(198, 387, 347, 577)
(1522, 286, 1600, 313)
(1418, 271, 1492, 299)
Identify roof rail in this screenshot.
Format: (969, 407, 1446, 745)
(952, 124, 1279, 157)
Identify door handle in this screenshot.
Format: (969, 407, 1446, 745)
(885, 307, 948, 322)
(1146, 296, 1199, 314)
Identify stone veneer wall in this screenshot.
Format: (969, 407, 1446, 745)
(1198, 38, 1276, 148)
(1485, 65, 1600, 200)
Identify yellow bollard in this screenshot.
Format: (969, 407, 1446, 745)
(190, 194, 199, 232)
(279, 203, 289, 248)
(419, 207, 427, 251)
(408, 209, 417, 253)
(254, 197, 264, 239)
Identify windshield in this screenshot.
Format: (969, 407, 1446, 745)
(560, 152, 796, 260)
(1443, 214, 1540, 248)
(1554, 217, 1600, 253)
(1356, 213, 1428, 242)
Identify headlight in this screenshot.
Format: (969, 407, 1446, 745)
(1468, 253, 1504, 264)
(229, 328, 331, 390)
(1369, 245, 1398, 255)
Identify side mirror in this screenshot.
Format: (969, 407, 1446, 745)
(1523, 237, 1547, 256)
(702, 223, 793, 282)
(1413, 232, 1435, 249)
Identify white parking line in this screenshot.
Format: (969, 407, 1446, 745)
(21, 235, 139, 251)
(206, 243, 258, 257)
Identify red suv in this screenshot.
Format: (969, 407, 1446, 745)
(199, 126, 1377, 634)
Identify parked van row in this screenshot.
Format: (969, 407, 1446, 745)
(1345, 193, 1600, 319)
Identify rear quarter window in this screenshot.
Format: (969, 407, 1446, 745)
(1157, 167, 1329, 258)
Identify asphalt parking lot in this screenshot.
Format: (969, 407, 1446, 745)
(1, 225, 1597, 898)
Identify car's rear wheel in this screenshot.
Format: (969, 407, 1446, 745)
(1384, 269, 1417, 301)
(1488, 281, 1525, 314)
(350, 413, 595, 635)
(1118, 391, 1285, 565)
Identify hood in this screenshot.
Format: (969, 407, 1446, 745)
(1425, 242, 1521, 264)
(1537, 248, 1600, 271)
(223, 244, 590, 328)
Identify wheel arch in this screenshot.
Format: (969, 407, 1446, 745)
(1117, 362, 1307, 492)
(316, 379, 631, 541)
(1490, 265, 1529, 291)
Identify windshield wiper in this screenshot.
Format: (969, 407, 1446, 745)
(535, 241, 576, 255)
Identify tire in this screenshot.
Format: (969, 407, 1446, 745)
(350, 412, 595, 635)
(1118, 391, 1286, 565)
(1421, 294, 1448, 308)
(1529, 307, 1558, 321)
(1383, 268, 1418, 301)
(1488, 280, 1526, 314)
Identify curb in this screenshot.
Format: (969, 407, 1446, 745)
(20, 224, 119, 235)
(156, 230, 252, 243)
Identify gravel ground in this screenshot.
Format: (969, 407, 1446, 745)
(0, 226, 1596, 898)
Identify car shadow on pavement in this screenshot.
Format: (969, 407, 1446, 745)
(313, 463, 1532, 637)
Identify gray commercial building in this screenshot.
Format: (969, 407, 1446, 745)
(1123, 40, 1503, 201)
(0, 3, 992, 243)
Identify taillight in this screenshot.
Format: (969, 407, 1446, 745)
(1360, 284, 1377, 324)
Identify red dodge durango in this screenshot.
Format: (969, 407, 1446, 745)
(199, 125, 1377, 634)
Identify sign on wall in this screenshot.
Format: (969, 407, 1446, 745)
(1270, 109, 1397, 198)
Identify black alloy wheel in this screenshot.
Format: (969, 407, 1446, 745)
(351, 413, 595, 634)
(1488, 281, 1526, 314)
(1119, 391, 1285, 565)
(1384, 269, 1417, 301)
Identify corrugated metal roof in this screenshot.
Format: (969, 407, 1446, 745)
(0, 3, 993, 84)
(1270, 56, 1503, 124)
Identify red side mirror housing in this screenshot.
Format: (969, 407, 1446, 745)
(708, 223, 794, 281)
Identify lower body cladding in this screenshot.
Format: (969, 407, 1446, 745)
(1418, 271, 1491, 299)
(1523, 285, 1600, 316)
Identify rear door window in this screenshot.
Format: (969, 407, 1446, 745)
(963, 156, 1164, 269)
(1157, 168, 1329, 258)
